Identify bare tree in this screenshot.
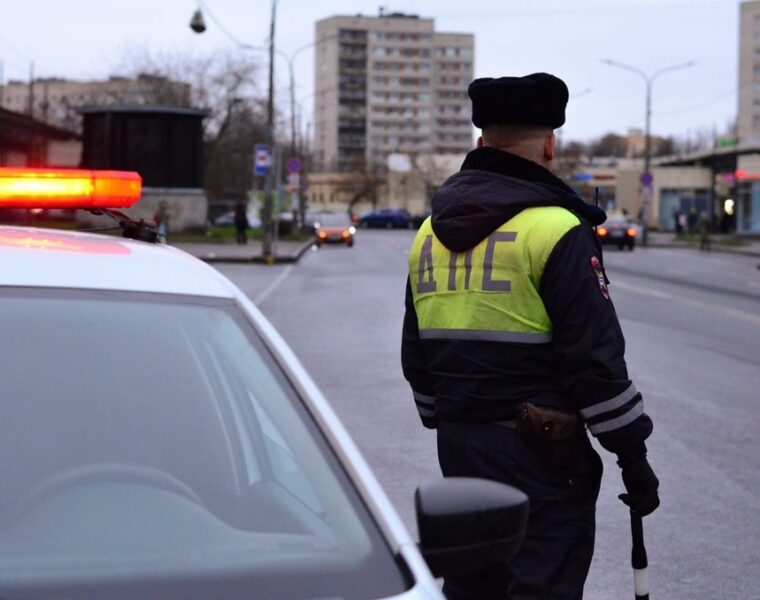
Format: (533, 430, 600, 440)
(590, 133, 628, 157)
(555, 140, 588, 178)
(119, 48, 262, 142)
(119, 48, 276, 204)
(333, 157, 387, 217)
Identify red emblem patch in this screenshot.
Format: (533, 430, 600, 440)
(590, 256, 609, 300)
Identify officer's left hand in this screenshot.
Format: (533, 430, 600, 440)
(619, 458, 660, 516)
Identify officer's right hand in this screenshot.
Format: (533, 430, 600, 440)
(618, 458, 660, 516)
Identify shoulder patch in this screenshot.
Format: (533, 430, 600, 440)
(590, 256, 609, 300)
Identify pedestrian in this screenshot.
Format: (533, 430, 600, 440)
(687, 206, 698, 232)
(678, 211, 687, 234)
(674, 209, 683, 234)
(234, 201, 249, 245)
(153, 201, 169, 241)
(401, 73, 659, 600)
(698, 211, 711, 252)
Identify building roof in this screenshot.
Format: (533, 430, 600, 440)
(656, 144, 760, 170)
(0, 107, 80, 140)
(78, 105, 209, 117)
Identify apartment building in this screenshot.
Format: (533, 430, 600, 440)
(314, 12, 474, 171)
(0, 74, 191, 133)
(738, 1, 760, 143)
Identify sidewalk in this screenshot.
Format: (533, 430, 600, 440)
(646, 231, 760, 257)
(173, 238, 314, 264)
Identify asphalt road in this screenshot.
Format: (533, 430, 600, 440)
(215, 232, 760, 599)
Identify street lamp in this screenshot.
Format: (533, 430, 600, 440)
(601, 58, 696, 246)
(191, 8, 337, 254)
(191, 2, 277, 262)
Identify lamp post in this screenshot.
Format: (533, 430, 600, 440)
(191, 7, 338, 248)
(190, 2, 277, 262)
(601, 58, 696, 246)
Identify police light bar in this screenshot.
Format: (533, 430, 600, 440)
(0, 168, 142, 208)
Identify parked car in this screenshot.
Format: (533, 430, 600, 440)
(314, 211, 355, 247)
(358, 208, 411, 229)
(0, 166, 530, 599)
(597, 216, 637, 250)
(213, 208, 261, 229)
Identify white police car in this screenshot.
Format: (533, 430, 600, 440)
(0, 167, 527, 599)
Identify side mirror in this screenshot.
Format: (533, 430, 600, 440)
(415, 477, 529, 579)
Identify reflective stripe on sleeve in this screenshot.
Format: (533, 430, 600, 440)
(580, 383, 639, 419)
(419, 329, 552, 344)
(413, 391, 436, 418)
(413, 391, 436, 406)
(416, 405, 436, 418)
(588, 400, 644, 435)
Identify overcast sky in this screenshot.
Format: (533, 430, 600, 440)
(0, 0, 740, 142)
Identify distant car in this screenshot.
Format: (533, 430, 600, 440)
(597, 216, 636, 250)
(358, 208, 411, 229)
(213, 208, 261, 229)
(314, 212, 355, 247)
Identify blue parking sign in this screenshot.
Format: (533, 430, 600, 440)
(254, 144, 270, 176)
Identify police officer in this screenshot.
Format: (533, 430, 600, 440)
(401, 73, 659, 599)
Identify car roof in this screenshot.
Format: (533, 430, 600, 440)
(0, 225, 236, 298)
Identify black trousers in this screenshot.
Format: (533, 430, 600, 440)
(436, 421, 603, 600)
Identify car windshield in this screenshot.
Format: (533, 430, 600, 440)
(319, 213, 351, 226)
(605, 218, 629, 226)
(0, 288, 407, 599)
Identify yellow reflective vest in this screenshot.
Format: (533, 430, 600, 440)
(408, 207, 581, 344)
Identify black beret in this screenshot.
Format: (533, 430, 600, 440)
(468, 73, 569, 129)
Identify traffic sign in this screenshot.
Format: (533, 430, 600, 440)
(640, 172, 653, 187)
(287, 158, 302, 174)
(254, 144, 270, 176)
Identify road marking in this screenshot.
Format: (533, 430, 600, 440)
(254, 265, 294, 306)
(613, 280, 673, 300)
(613, 279, 760, 328)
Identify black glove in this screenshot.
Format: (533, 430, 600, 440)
(618, 458, 660, 516)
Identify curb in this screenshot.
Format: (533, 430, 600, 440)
(190, 239, 315, 264)
(645, 243, 760, 258)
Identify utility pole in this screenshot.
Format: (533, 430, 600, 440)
(0, 61, 5, 108)
(601, 59, 695, 246)
(28, 62, 35, 117)
(189, 3, 278, 262)
(260, 0, 277, 262)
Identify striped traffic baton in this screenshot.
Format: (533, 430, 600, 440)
(630, 512, 649, 599)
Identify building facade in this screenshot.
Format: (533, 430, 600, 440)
(738, 1, 760, 144)
(0, 74, 191, 133)
(0, 107, 80, 168)
(313, 12, 474, 171)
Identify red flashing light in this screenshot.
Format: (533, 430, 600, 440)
(0, 168, 141, 208)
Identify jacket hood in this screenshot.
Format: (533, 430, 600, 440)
(431, 147, 606, 252)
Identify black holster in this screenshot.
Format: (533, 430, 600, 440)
(517, 403, 579, 486)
